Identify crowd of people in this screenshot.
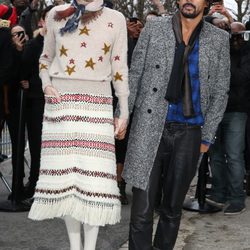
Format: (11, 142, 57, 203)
(0, 0, 250, 249)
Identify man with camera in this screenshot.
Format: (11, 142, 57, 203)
(115, 0, 230, 249)
(207, 22, 250, 215)
(0, 5, 17, 162)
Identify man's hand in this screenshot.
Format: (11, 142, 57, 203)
(114, 117, 128, 140)
(44, 85, 61, 102)
(127, 21, 143, 39)
(149, 0, 166, 15)
(20, 80, 29, 89)
(200, 143, 209, 153)
(208, 4, 233, 23)
(212, 18, 229, 30)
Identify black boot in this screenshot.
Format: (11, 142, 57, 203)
(118, 179, 129, 205)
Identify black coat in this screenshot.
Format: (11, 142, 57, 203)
(22, 34, 44, 98)
(226, 42, 250, 113)
(0, 28, 12, 85)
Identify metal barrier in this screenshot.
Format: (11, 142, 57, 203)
(0, 122, 12, 158)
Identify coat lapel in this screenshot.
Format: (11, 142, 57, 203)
(160, 17, 176, 80)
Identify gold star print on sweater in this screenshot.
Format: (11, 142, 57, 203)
(79, 26, 90, 36)
(114, 72, 123, 81)
(60, 45, 68, 57)
(102, 43, 111, 55)
(65, 65, 76, 75)
(85, 58, 96, 70)
(40, 63, 48, 70)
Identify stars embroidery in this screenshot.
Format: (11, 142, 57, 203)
(102, 43, 111, 55)
(114, 55, 120, 61)
(79, 26, 90, 36)
(69, 59, 75, 64)
(65, 65, 76, 76)
(108, 22, 113, 28)
(81, 42, 87, 48)
(98, 56, 103, 62)
(114, 72, 123, 81)
(40, 63, 48, 70)
(85, 58, 96, 70)
(60, 45, 68, 57)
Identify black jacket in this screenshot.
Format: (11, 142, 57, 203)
(22, 34, 44, 98)
(0, 28, 12, 85)
(226, 42, 250, 113)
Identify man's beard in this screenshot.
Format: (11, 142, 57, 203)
(180, 3, 201, 19)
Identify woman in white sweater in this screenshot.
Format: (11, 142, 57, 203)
(28, 1, 129, 249)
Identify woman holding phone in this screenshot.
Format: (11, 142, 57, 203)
(7, 24, 28, 201)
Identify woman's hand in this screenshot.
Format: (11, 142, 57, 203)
(12, 34, 26, 51)
(114, 117, 128, 140)
(44, 85, 61, 102)
(20, 80, 29, 89)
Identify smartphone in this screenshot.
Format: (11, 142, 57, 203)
(211, 0, 223, 5)
(17, 31, 25, 40)
(129, 17, 138, 23)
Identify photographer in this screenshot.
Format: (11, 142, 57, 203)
(208, 0, 233, 24)
(208, 22, 250, 215)
(0, 5, 17, 162)
(6, 24, 28, 201)
(20, 5, 54, 199)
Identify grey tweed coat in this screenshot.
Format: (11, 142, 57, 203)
(119, 16, 230, 190)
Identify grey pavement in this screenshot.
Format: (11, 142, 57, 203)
(0, 156, 250, 250)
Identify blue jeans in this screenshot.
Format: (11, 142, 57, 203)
(209, 112, 247, 205)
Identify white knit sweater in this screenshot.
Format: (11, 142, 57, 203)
(39, 5, 129, 118)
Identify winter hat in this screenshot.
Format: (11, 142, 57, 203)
(0, 4, 17, 27)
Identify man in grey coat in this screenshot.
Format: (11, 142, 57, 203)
(116, 0, 230, 249)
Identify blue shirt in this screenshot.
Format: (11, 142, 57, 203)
(166, 38, 204, 126)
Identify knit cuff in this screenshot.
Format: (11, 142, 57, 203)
(117, 95, 129, 119)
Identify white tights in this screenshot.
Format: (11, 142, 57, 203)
(64, 215, 99, 250)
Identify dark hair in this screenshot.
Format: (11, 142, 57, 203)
(10, 0, 31, 5)
(104, 0, 113, 9)
(10, 23, 25, 32)
(245, 20, 250, 31)
(146, 10, 159, 17)
(129, 17, 140, 22)
(41, 5, 54, 20)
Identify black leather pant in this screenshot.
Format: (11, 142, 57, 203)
(129, 122, 201, 250)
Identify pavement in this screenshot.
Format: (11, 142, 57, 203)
(0, 155, 250, 250)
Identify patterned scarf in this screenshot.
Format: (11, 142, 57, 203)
(165, 11, 203, 118)
(60, 0, 103, 35)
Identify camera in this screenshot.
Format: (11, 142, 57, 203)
(211, 0, 223, 5)
(17, 31, 25, 40)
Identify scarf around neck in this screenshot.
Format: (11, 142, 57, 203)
(165, 11, 203, 118)
(60, 0, 103, 35)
